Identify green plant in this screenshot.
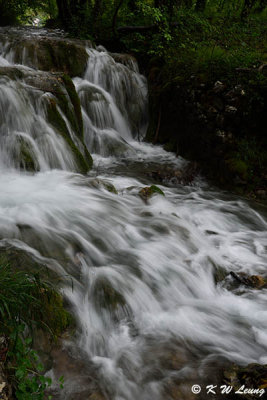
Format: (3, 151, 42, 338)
(8, 324, 52, 400)
(0, 260, 68, 399)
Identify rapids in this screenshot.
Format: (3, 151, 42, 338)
(0, 27, 267, 400)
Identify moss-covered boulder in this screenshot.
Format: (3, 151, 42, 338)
(139, 185, 165, 201)
(93, 278, 126, 311)
(0, 35, 89, 77)
(89, 178, 118, 194)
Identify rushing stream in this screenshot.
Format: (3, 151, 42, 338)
(0, 28, 267, 400)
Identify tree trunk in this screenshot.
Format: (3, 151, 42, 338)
(93, 0, 103, 20)
(112, 0, 124, 36)
(56, 0, 71, 26)
(56, 0, 88, 29)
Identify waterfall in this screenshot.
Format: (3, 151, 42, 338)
(0, 27, 267, 400)
(75, 47, 148, 156)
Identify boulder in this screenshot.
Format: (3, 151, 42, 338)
(139, 185, 165, 201)
(0, 34, 89, 77)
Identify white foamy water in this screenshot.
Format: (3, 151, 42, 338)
(0, 27, 267, 400)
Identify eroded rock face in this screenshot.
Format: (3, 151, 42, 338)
(0, 28, 89, 77)
(0, 66, 92, 173)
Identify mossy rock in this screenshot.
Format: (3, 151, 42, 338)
(0, 66, 24, 80)
(45, 96, 92, 173)
(139, 185, 165, 201)
(18, 137, 39, 172)
(93, 279, 125, 310)
(11, 37, 89, 77)
(0, 247, 57, 281)
(0, 248, 72, 339)
(25, 72, 83, 139)
(90, 179, 118, 194)
(61, 74, 83, 138)
(40, 289, 73, 338)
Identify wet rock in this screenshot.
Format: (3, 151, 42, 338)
(90, 179, 118, 194)
(110, 53, 138, 72)
(230, 272, 267, 289)
(214, 265, 228, 284)
(48, 345, 102, 399)
(139, 185, 165, 201)
(93, 278, 126, 310)
(213, 81, 226, 93)
(167, 382, 196, 400)
(223, 363, 267, 399)
(147, 162, 199, 186)
(0, 35, 88, 77)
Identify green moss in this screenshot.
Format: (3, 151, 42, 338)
(90, 179, 118, 194)
(17, 39, 89, 78)
(102, 182, 118, 194)
(94, 279, 125, 310)
(46, 98, 90, 174)
(150, 185, 165, 195)
(139, 185, 165, 200)
(19, 139, 39, 172)
(0, 250, 73, 341)
(62, 74, 84, 139)
(41, 289, 73, 338)
(83, 145, 93, 170)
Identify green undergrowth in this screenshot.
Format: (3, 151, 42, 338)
(0, 258, 71, 399)
(143, 11, 267, 83)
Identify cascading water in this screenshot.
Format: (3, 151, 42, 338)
(74, 47, 148, 156)
(0, 27, 267, 400)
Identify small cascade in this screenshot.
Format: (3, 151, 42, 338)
(0, 72, 79, 171)
(75, 47, 148, 156)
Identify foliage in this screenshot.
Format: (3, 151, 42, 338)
(8, 326, 53, 400)
(152, 9, 267, 83)
(0, 260, 68, 398)
(0, 0, 57, 25)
